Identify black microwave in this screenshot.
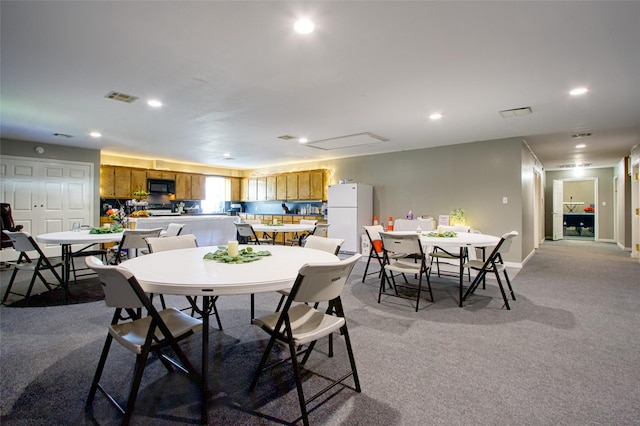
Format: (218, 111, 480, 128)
(147, 179, 175, 194)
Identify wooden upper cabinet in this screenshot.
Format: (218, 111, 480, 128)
(266, 176, 277, 200)
(190, 174, 206, 200)
(226, 177, 241, 201)
(309, 170, 325, 200)
(276, 175, 287, 200)
(146, 170, 176, 180)
(240, 178, 249, 201)
(298, 172, 311, 200)
(175, 173, 206, 200)
(100, 166, 131, 199)
(286, 173, 298, 200)
(247, 178, 258, 201)
(131, 169, 147, 195)
(175, 173, 191, 200)
(256, 177, 267, 200)
(100, 166, 116, 198)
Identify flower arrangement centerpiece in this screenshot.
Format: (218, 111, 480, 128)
(450, 208, 466, 226)
(106, 208, 120, 221)
(584, 206, 595, 213)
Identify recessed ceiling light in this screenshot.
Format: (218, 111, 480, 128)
(294, 18, 315, 34)
(223, 152, 231, 157)
(575, 144, 586, 149)
(89, 131, 102, 138)
(429, 113, 443, 120)
(298, 137, 308, 144)
(569, 87, 588, 96)
(147, 99, 163, 108)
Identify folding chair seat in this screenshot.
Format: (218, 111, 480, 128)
(112, 228, 163, 264)
(145, 234, 223, 330)
(463, 231, 518, 309)
(84, 256, 203, 425)
(249, 254, 362, 426)
(1, 230, 64, 304)
(379, 232, 433, 312)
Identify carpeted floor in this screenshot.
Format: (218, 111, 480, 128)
(1, 240, 639, 425)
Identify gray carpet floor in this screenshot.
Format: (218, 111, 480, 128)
(1, 239, 639, 425)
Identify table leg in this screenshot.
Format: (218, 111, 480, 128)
(61, 244, 71, 304)
(458, 247, 464, 307)
(187, 295, 216, 424)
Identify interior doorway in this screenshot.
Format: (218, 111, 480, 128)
(552, 178, 598, 241)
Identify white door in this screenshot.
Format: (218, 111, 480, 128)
(552, 179, 564, 241)
(1, 156, 94, 258)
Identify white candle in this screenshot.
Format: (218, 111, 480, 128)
(228, 240, 239, 257)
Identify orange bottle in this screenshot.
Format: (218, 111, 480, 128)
(387, 216, 394, 231)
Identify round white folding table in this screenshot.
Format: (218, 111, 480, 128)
(119, 244, 338, 423)
(389, 231, 501, 307)
(36, 230, 123, 295)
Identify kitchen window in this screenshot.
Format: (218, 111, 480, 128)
(200, 176, 226, 214)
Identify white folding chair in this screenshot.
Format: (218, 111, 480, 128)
(1, 230, 64, 304)
(84, 256, 203, 424)
(379, 232, 433, 312)
(463, 231, 518, 309)
(249, 254, 362, 425)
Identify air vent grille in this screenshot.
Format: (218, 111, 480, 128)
(277, 135, 297, 140)
(105, 91, 139, 103)
(499, 107, 532, 118)
(572, 132, 592, 138)
(558, 163, 592, 168)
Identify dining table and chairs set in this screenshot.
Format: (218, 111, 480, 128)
(2, 214, 517, 424)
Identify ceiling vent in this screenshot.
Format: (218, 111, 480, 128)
(304, 132, 390, 151)
(277, 135, 297, 140)
(572, 132, 592, 138)
(558, 163, 592, 168)
(105, 91, 139, 103)
(53, 132, 73, 138)
(499, 107, 532, 118)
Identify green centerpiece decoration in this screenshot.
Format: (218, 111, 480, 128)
(89, 224, 124, 234)
(425, 231, 457, 238)
(203, 246, 271, 264)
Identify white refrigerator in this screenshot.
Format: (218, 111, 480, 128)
(327, 184, 373, 253)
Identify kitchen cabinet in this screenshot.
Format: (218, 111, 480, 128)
(175, 173, 191, 200)
(247, 178, 258, 201)
(298, 172, 311, 200)
(191, 174, 206, 200)
(276, 175, 287, 200)
(309, 170, 325, 200)
(146, 170, 176, 180)
(100, 166, 131, 199)
(226, 177, 241, 201)
(266, 176, 277, 200)
(131, 169, 147, 196)
(256, 177, 267, 200)
(175, 173, 206, 200)
(240, 178, 249, 201)
(286, 174, 298, 200)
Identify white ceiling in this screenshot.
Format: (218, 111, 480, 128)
(1, 1, 639, 171)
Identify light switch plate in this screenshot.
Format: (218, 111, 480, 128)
(502, 197, 508, 204)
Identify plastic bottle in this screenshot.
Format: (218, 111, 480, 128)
(387, 216, 394, 231)
(407, 210, 413, 220)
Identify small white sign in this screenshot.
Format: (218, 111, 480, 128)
(438, 215, 450, 226)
